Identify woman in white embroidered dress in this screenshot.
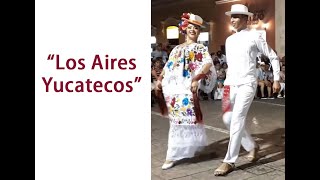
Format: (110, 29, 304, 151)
(155, 13, 216, 170)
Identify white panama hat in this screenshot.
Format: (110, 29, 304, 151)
(225, 4, 253, 16)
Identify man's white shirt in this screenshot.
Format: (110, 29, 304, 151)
(224, 28, 280, 86)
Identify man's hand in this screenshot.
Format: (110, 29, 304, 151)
(273, 81, 281, 93)
(191, 81, 199, 93)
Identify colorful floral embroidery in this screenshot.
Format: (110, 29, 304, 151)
(189, 51, 195, 61)
(189, 63, 197, 71)
(195, 53, 202, 61)
(167, 61, 173, 69)
(170, 97, 176, 107)
(182, 97, 189, 106)
(183, 69, 190, 78)
(165, 94, 196, 124)
(186, 108, 193, 116)
(163, 43, 214, 96)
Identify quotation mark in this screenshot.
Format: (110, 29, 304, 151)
(47, 54, 55, 60)
(134, 77, 142, 82)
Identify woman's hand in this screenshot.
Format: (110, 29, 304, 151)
(155, 80, 162, 91)
(191, 81, 199, 93)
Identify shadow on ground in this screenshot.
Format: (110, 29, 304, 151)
(175, 128, 285, 170)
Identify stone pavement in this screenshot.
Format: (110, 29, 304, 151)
(152, 99, 285, 180)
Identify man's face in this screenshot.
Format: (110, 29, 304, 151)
(230, 14, 247, 30)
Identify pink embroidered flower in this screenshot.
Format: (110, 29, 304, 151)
(189, 63, 197, 71)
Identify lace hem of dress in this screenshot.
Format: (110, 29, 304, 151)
(166, 146, 206, 161)
(168, 124, 207, 147)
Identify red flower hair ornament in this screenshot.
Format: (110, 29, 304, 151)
(178, 13, 205, 34)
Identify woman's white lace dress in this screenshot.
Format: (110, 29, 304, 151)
(162, 43, 215, 161)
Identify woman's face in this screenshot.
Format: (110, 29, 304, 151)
(186, 23, 200, 40)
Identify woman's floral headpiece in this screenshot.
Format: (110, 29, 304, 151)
(178, 12, 205, 34)
(178, 13, 191, 35)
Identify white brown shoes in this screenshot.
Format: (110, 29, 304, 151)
(214, 162, 235, 176)
(161, 160, 175, 170)
(246, 146, 260, 162)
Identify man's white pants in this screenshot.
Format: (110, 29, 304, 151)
(222, 82, 257, 163)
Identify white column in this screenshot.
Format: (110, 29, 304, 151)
(160, 21, 166, 43)
(209, 21, 214, 42)
(207, 21, 215, 52)
(275, 0, 285, 57)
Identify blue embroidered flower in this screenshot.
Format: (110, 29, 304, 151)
(182, 97, 189, 106)
(167, 61, 173, 68)
(183, 69, 189, 77)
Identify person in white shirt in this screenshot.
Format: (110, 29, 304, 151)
(151, 44, 168, 64)
(214, 4, 281, 176)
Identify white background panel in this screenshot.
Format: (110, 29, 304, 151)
(35, 0, 151, 179)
